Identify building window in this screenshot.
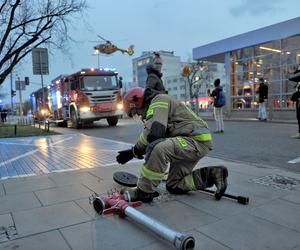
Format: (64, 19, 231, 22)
(173, 86, 177, 90)
(230, 34, 300, 110)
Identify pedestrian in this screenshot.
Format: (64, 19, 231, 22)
(153, 52, 162, 73)
(3, 109, 7, 122)
(0, 108, 4, 123)
(116, 87, 228, 202)
(145, 63, 166, 94)
(210, 78, 225, 133)
(257, 78, 268, 121)
(290, 82, 300, 139)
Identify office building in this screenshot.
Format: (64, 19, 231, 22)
(193, 17, 300, 119)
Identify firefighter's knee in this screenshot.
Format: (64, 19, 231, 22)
(166, 185, 189, 194)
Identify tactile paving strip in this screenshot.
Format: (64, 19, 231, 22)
(0, 134, 131, 180)
(248, 174, 300, 190)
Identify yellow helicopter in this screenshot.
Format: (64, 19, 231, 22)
(93, 35, 134, 56)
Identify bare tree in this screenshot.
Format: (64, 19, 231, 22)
(182, 61, 213, 113)
(0, 0, 87, 86)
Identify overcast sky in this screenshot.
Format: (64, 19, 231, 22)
(1, 0, 300, 104)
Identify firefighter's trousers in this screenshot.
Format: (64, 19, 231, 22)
(137, 136, 211, 193)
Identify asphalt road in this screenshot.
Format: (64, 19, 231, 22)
(51, 118, 300, 172)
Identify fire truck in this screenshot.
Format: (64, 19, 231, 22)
(30, 87, 50, 121)
(30, 68, 123, 128)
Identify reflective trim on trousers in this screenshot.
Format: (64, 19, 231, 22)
(141, 166, 165, 181)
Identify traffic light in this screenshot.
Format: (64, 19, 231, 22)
(11, 90, 16, 97)
(25, 77, 29, 85)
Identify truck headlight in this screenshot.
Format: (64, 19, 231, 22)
(117, 103, 123, 110)
(80, 106, 90, 112)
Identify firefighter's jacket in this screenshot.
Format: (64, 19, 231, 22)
(135, 94, 213, 154)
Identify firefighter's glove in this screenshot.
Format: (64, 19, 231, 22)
(116, 149, 134, 164)
(132, 146, 144, 160)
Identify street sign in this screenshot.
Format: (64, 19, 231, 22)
(32, 48, 49, 75)
(15, 81, 25, 91)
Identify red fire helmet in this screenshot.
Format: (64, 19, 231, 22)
(123, 87, 145, 116)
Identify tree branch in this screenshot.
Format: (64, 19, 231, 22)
(0, 0, 21, 54)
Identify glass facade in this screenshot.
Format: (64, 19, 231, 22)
(230, 35, 300, 110)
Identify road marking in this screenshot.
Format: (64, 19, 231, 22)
(0, 136, 73, 167)
(288, 157, 300, 164)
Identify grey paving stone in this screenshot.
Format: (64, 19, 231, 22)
(0, 230, 70, 250)
(0, 184, 4, 197)
(88, 163, 141, 181)
(198, 212, 300, 250)
(226, 181, 291, 205)
(35, 184, 93, 206)
(82, 178, 123, 195)
(13, 201, 91, 236)
(250, 198, 300, 232)
(74, 197, 100, 219)
(0, 192, 41, 214)
(48, 171, 101, 186)
(0, 214, 13, 229)
(60, 217, 156, 250)
(177, 191, 255, 219)
(136, 230, 231, 250)
(281, 192, 300, 204)
(137, 200, 219, 232)
(3, 176, 56, 194)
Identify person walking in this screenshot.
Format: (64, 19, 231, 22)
(116, 87, 228, 202)
(3, 108, 7, 122)
(257, 78, 268, 121)
(210, 78, 225, 133)
(291, 82, 300, 139)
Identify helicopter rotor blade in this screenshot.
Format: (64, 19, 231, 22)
(97, 34, 110, 42)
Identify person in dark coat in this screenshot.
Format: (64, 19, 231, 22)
(257, 78, 268, 121)
(145, 64, 166, 94)
(0, 108, 4, 123)
(210, 78, 225, 133)
(291, 83, 300, 139)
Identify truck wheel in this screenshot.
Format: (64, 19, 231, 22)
(107, 116, 119, 126)
(71, 109, 82, 129)
(57, 120, 68, 127)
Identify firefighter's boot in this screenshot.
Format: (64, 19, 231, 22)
(121, 187, 159, 203)
(193, 166, 228, 200)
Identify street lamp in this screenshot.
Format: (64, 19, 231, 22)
(93, 49, 100, 68)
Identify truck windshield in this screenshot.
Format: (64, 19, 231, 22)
(82, 75, 118, 91)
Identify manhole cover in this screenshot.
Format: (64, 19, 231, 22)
(249, 174, 300, 190)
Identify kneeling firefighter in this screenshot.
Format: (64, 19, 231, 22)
(116, 87, 228, 202)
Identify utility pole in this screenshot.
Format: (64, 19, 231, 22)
(17, 76, 23, 116)
(10, 69, 13, 111)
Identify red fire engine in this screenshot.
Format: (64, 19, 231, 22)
(30, 68, 123, 128)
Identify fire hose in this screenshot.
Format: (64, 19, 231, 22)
(89, 192, 195, 250)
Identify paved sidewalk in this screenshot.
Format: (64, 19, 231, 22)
(0, 135, 300, 250)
